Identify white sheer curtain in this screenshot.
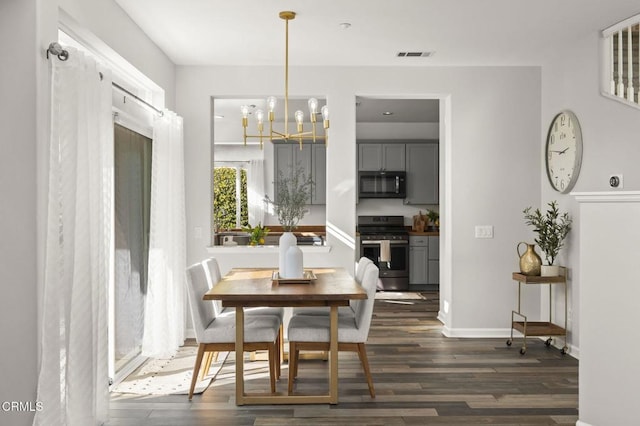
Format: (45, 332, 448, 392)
(141, 110, 187, 358)
(34, 48, 113, 426)
(247, 159, 265, 225)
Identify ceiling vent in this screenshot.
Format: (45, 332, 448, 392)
(396, 51, 434, 58)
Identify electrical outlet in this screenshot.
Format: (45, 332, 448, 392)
(474, 225, 494, 239)
(609, 174, 623, 189)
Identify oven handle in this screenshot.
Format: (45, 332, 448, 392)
(361, 240, 409, 245)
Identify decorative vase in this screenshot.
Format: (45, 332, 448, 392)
(279, 232, 297, 277)
(541, 265, 562, 277)
(284, 245, 304, 278)
(517, 242, 542, 276)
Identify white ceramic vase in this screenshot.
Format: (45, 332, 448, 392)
(284, 245, 304, 278)
(541, 264, 561, 277)
(279, 232, 297, 277)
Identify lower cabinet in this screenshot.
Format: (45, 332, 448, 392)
(409, 235, 439, 288)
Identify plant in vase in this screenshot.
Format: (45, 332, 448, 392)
(523, 200, 572, 276)
(242, 222, 270, 246)
(426, 209, 439, 231)
(264, 167, 314, 278)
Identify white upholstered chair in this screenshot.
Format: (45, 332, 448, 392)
(184, 262, 282, 400)
(202, 257, 285, 362)
(291, 256, 374, 318)
(287, 262, 379, 398)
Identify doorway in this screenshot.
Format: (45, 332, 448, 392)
(110, 123, 152, 384)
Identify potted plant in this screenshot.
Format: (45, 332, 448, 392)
(426, 209, 439, 231)
(264, 167, 314, 277)
(522, 201, 572, 276)
(265, 167, 314, 231)
(242, 222, 270, 246)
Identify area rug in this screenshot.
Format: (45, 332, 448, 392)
(375, 291, 426, 300)
(111, 346, 228, 395)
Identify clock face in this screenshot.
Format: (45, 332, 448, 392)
(545, 110, 583, 193)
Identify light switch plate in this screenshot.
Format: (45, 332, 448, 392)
(475, 225, 494, 239)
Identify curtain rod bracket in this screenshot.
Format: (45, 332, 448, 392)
(47, 42, 69, 61)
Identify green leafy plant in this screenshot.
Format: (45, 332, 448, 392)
(264, 167, 314, 232)
(213, 167, 247, 230)
(523, 201, 572, 265)
(242, 222, 270, 245)
(426, 209, 439, 229)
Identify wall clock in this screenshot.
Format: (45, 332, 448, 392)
(545, 110, 583, 193)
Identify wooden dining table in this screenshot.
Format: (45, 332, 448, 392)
(203, 267, 367, 405)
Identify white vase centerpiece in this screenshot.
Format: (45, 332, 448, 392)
(265, 167, 314, 278)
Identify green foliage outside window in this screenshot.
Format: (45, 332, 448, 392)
(213, 167, 248, 230)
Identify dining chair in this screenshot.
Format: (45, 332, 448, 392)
(291, 256, 373, 318)
(202, 257, 285, 364)
(184, 262, 282, 400)
(287, 262, 379, 398)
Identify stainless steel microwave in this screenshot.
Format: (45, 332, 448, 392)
(358, 171, 406, 198)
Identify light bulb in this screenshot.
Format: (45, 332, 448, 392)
(267, 96, 277, 112)
(308, 98, 318, 114)
(321, 105, 329, 120)
(295, 110, 304, 124)
(256, 109, 264, 124)
(240, 105, 249, 118)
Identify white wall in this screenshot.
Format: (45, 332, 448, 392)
(541, 25, 640, 424)
(177, 65, 542, 335)
(576, 194, 640, 426)
(0, 2, 38, 425)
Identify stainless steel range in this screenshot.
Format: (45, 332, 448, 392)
(358, 215, 409, 291)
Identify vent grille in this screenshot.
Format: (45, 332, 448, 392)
(397, 51, 434, 58)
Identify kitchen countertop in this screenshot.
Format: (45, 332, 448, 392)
(408, 231, 440, 236)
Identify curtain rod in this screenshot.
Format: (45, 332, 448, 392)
(47, 42, 164, 117)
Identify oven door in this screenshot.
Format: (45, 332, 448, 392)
(360, 240, 409, 278)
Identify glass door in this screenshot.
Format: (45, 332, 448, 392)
(110, 123, 152, 384)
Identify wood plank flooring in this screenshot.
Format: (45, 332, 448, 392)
(107, 292, 578, 425)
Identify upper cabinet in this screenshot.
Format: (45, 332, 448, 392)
(357, 140, 439, 205)
(404, 143, 438, 205)
(358, 143, 406, 171)
(274, 142, 325, 205)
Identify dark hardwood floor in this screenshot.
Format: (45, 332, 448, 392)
(107, 292, 578, 425)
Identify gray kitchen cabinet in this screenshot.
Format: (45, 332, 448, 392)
(409, 235, 439, 286)
(358, 143, 405, 171)
(404, 143, 439, 205)
(409, 236, 428, 285)
(274, 142, 325, 205)
(428, 236, 439, 285)
(311, 143, 326, 204)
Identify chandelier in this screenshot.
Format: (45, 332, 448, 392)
(241, 11, 329, 148)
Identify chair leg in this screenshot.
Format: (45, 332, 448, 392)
(268, 343, 276, 393)
(199, 351, 213, 381)
(278, 324, 284, 376)
(275, 331, 282, 379)
(287, 342, 297, 394)
(357, 343, 375, 398)
(189, 344, 206, 400)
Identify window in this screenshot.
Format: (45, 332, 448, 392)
(213, 164, 248, 230)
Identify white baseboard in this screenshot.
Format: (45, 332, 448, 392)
(439, 326, 580, 359)
(576, 421, 592, 426)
